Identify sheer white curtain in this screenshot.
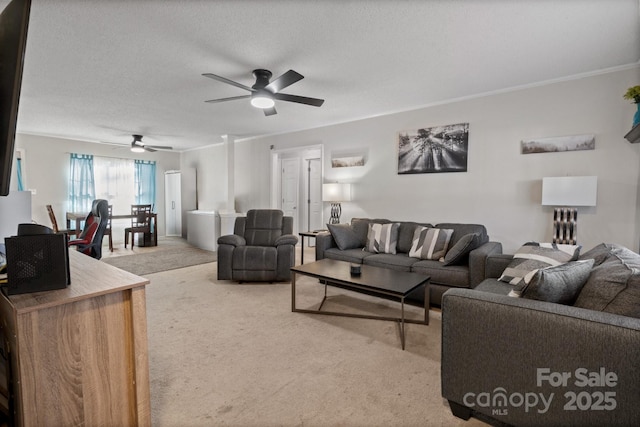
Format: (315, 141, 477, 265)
(93, 156, 135, 243)
(93, 156, 135, 212)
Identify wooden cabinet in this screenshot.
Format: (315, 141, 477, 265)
(0, 250, 151, 426)
(165, 169, 197, 238)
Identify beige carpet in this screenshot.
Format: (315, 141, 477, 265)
(145, 262, 488, 427)
(102, 246, 216, 275)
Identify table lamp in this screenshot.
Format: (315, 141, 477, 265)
(541, 176, 597, 244)
(323, 183, 352, 224)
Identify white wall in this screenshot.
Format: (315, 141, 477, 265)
(181, 143, 229, 211)
(12, 133, 181, 238)
(11, 66, 638, 254)
(220, 66, 640, 253)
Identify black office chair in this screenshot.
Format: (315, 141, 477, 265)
(68, 199, 110, 259)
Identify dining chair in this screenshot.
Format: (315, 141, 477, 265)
(46, 204, 76, 237)
(124, 204, 152, 248)
(104, 205, 113, 252)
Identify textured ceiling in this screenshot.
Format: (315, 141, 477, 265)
(7, 0, 640, 151)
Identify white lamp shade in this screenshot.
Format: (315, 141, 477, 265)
(542, 176, 597, 206)
(323, 183, 352, 202)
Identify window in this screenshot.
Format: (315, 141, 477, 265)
(93, 156, 136, 215)
(69, 153, 95, 213)
(69, 154, 156, 215)
(15, 149, 24, 191)
(135, 160, 156, 208)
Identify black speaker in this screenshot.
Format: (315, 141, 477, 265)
(3, 231, 70, 295)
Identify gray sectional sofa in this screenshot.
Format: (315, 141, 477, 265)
(315, 218, 502, 306)
(442, 243, 640, 426)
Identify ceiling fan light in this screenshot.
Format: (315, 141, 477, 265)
(131, 146, 145, 153)
(250, 94, 275, 109)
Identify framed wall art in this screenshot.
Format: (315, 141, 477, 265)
(331, 149, 367, 168)
(398, 122, 469, 174)
(521, 134, 595, 154)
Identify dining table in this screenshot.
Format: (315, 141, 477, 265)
(66, 211, 158, 246)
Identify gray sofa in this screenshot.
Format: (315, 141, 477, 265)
(442, 243, 640, 426)
(315, 218, 502, 306)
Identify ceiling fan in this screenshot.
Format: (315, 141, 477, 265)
(130, 134, 173, 153)
(203, 69, 324, 116)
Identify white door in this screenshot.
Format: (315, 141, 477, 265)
(165, 172, 182, 236)
(281, 158, 299, 236)
(308, 158, 323, 238)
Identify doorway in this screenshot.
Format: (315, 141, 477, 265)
(271, 145, 324, 237)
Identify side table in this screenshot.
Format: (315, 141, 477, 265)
(298, 230, 327, 264)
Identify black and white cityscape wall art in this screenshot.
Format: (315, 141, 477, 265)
(397, 122, 469, 174)
(521, 134, 595, 154)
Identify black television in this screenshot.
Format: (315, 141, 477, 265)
(0, 0, 31, 196)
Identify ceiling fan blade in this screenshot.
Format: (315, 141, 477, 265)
(204, 95, 251, 104)
(144, 147, 157, 152)
(263, 106, 277, 116)
(202, 73, 254, 92)
(265, 70, 303, 93)
(273, 92, 324, 107)
(147, 145, 173, 150)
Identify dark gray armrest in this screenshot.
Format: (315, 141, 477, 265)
(217, 234, 246, 247)
(441, 289, 640, 427)
(276, 234, 298, 246)
(485, 253, 514, 279)
(468, 241, 502, 286)
(315, 231, 336, 260)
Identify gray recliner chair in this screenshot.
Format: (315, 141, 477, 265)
(217, 209, 298, 282)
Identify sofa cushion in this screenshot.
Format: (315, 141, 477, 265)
(498, 242, 581, 286)
(232, 246, 277, 271)
(362, 253, 418, 272)
(323, 247, 373, 264)
(411, 260, 469, 288)
(397, 221, 433, 254)
(409, 227, 453, 260)
(243, 210, 284, 246)
(474, 279, 513, 296)
(442, 233, 482, 266)
(365, 222, 400, 254)
(327, 223, 361, 250)
(350, 218, 391, 246)
(512, 259, 594, 304)
(574, 245, 640, 318)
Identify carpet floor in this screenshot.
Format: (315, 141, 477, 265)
(145, 262, 488, 426)
(102, 246, 216, 275)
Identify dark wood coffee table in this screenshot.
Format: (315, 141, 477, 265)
(290, 259, 430, 350)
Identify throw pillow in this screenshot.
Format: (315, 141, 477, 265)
(409, 227, 454, 260)
(578, 243, 616, 266)
(498, 242, 581, 286)
(327, 223, 362, 250)
(574, 245, 640, 318)
(509, 259, 594, 304)
(365, 222, 400, 254)
(442, 233, 481, 266)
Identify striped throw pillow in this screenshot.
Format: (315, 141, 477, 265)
(365, 223, 400, 254)
(499, 242, 581, 287)
(409, 227, 453, 260)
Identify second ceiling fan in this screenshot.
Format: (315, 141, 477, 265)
(203, 69, 324, 116)
(130, 134, 173, 153)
